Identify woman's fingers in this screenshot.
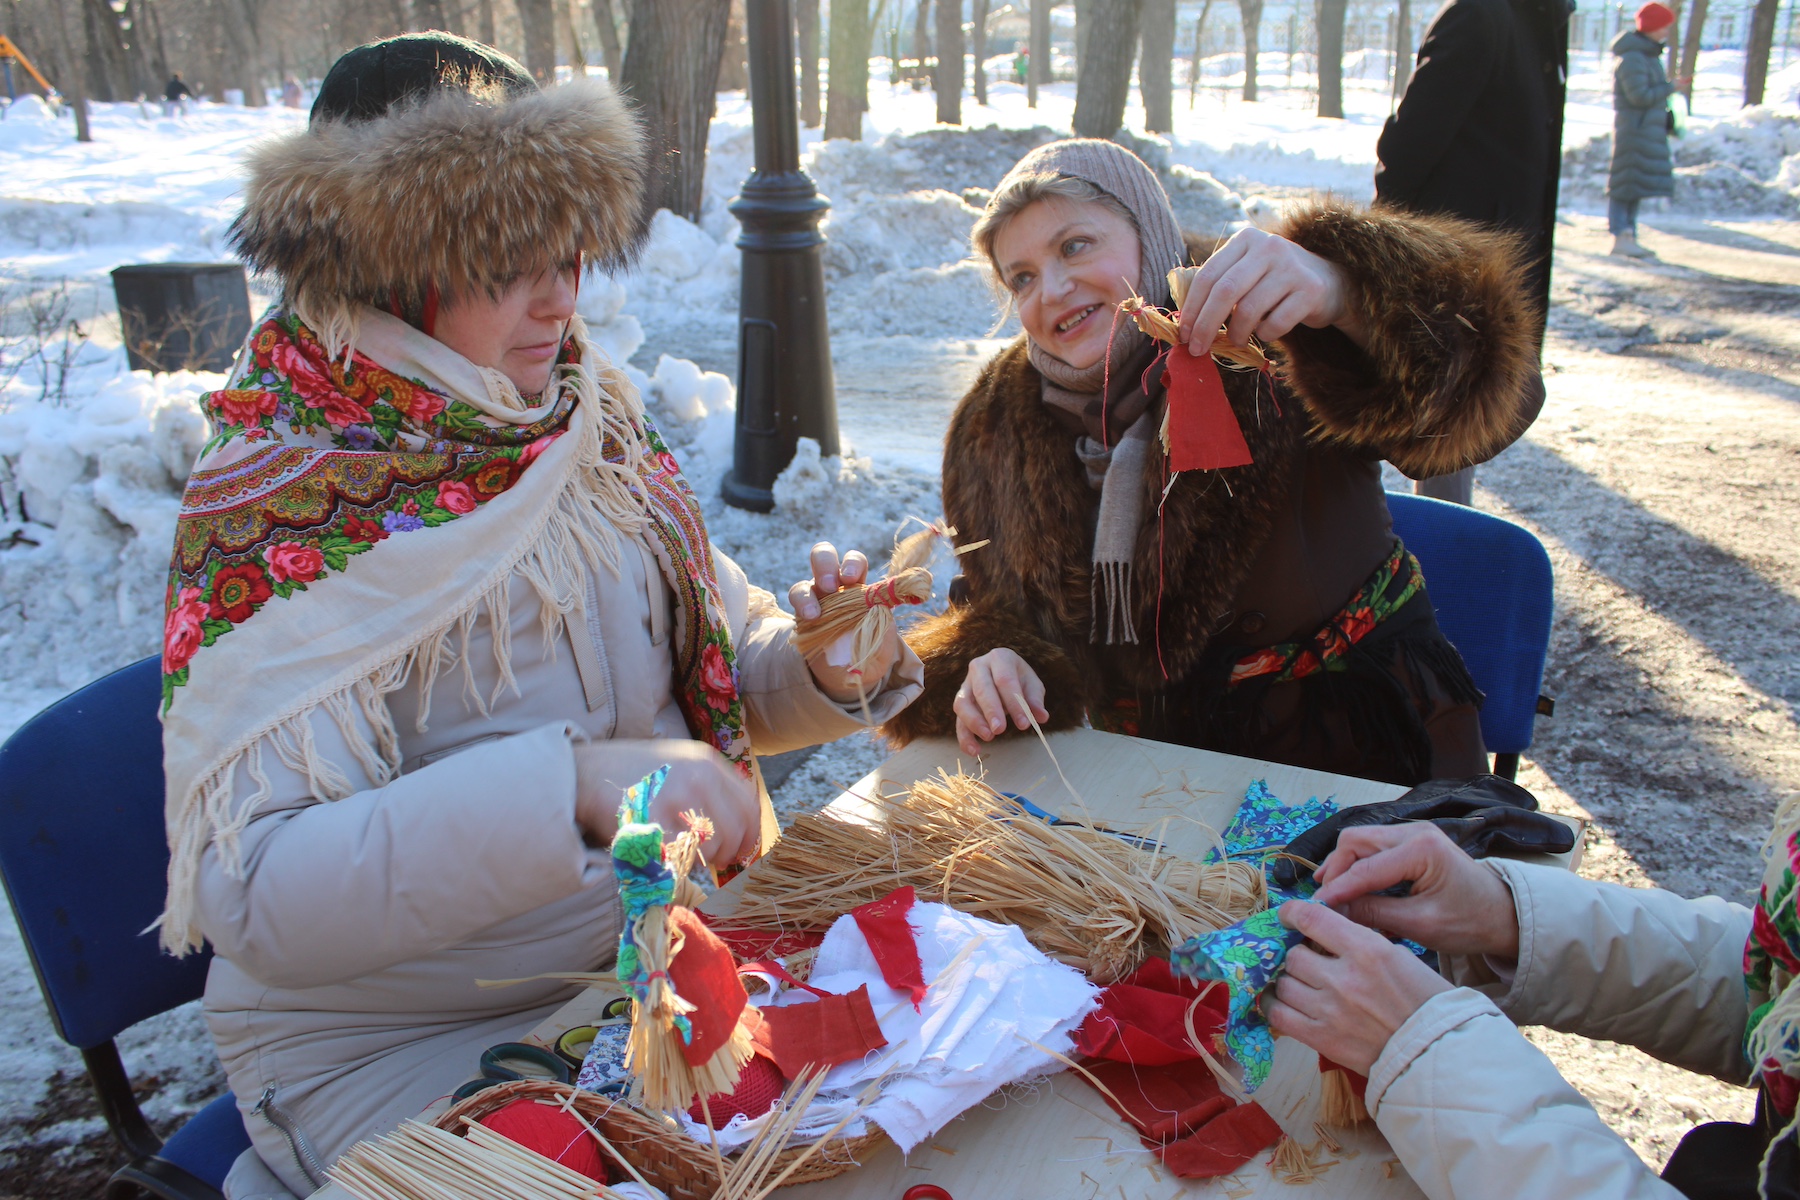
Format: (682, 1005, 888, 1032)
(839, 550, 869, 587)
(1279, 897, 1378, 957)
(1254, 291, 1317, 345)
(810, 542, 841, 594)
(1021, 663, 1049, 723)
(787, 578, 821, 622)
(1312, 827, 1431, 903)
(1175, 232, 1252, 344)
(963, 662, 1007, 737)
(989, 656, 1040, 730)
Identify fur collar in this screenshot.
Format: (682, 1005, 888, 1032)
(230, 78, 645, 312)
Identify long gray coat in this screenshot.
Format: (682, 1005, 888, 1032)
(1608, 30, 1677, 201)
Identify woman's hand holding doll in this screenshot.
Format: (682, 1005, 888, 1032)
(1174, 225, 1369, 356)
(788, 542, 902, 704)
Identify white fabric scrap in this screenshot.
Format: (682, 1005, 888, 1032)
(672, 903, 1098, 1154)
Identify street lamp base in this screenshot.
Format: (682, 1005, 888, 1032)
(720, 469, 775, 514)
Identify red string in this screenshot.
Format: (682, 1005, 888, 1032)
(1156, 457, 1170, 682)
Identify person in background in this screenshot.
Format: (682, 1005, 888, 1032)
(280, 77, 303, 108)
(1609, 2, 1689, 259)
(1014, 45, 1029, 85)
(1373, 0, 1570, 505)
(163, 71, 191, 117)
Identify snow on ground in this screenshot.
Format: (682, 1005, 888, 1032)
(1, 56, 1798, 1192)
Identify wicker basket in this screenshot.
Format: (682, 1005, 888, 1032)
(433, 1079, 886, 1200)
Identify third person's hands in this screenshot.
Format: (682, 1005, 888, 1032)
(954, 648, 1048, 758)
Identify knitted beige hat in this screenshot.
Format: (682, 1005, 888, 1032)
(990, 138, 1187, 302)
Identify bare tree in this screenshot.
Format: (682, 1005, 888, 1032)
(825, 0, 875, 138)
(1140, 0, 1175, 131)
(1315, 0, 1346, 116)
(717, 0, 747, 90)
(620, 0, 730, 220)
(515, 0, 556, 81)
(480, 0, 498, 44)
(224, 0, 270, 104)
(1072, 0, 1140, 136)
(51, 0, 94, 141)
(1189, 0, 1212, 106)
(1392, 0, 1411, 97)
(970, 0, 988, 103)
(1237, 0, 1261, 100)
(797, 0, 821, 125)
(589, 0, 623, 74)
(559, 0, 586, 72)
(83, 0, 136, 100)
(1677, 0, 1705, 98)
(1744, 0, 1779, 104)
(1028, 0, 1048, 104)
(936, 0, 962, 121)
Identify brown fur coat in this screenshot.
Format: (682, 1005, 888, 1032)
(884, 200, 1543, 750)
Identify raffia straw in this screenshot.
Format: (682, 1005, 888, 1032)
(793, 524, 948, 670)
(1022, 707, 1086, 810)
(330, 1119, 616, 1200)
(1269, 1135, 1333, 1184)
(1318, 1067, 1370, 1127)
(1185, 987, 1249, 1105)
(727, 770, 1263, 983)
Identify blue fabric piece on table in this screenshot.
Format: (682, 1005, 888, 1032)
(1211, 779, 1338, 864)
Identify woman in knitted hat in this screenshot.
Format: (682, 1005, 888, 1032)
(162, 34, 921, 1197)
(1608, 2, 1690, 258)
(883, 140, 1544, 786)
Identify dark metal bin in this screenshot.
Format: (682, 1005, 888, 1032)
(110, 263, 252, 374)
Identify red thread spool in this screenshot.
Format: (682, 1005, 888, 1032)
(688, 1053, 789, 1126)
(477, 1098, 608, 1182)
(903, 1186, 955, 1200)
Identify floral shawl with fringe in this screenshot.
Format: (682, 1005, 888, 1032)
(158, 305, 749, 954)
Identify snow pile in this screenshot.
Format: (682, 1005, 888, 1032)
(1561, 106, 1800, 216)
(0, 367, 214, 690)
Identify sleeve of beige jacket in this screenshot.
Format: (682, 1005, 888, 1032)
(1443, 859, 1755, 1083)
(713, 547, 925, 757)
(194, 720, 611, 991)
(1369, 989, 1687, 1200)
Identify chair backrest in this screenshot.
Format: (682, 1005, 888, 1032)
(0, 656, 209, 1050)
(1386, 493, 1554, 756)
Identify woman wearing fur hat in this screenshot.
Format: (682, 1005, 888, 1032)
(160, 35, 921, 1198)
(882, 140, 1543, 786)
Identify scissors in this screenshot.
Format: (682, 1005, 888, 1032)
(450, 1041, 572, 1101)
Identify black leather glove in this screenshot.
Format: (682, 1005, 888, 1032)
(1269, 774, 1576, 890)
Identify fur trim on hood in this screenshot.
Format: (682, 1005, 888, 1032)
(230, 77, 645, 312)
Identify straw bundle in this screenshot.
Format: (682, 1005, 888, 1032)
(791, 525, 984, 703)
(725, 771, 1265, 983)
(331, 1118, 625, 1200)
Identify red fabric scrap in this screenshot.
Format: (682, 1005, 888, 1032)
(1074, 958, 1230, 1065)
(1078, 1057, 1282, 1179)
(697, 915, 825, 962)
(755, 984, 890, 1079)
(666, 907, 749, 1068)
(1162, 349, 1252, 472)
(1157, 1098, 1284, 1178)
(850, 886, 928, 1010)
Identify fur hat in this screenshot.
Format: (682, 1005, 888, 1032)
(230, 33, 646, 313)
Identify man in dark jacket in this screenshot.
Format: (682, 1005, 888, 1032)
(163, 72, 192, 117)
(1375, 0, 1567, 503)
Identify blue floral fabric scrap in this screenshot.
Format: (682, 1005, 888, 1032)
(1173, 779, 1338, 1092)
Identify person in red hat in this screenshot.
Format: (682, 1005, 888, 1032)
(1608, 1, 1691, 257)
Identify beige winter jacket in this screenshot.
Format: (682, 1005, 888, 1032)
(199, 537, 923, 1199)
(1369, 858, 1757, 1199)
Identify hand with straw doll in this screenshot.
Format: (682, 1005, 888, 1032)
(787, 542, 904, 704)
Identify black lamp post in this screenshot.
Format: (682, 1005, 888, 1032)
(721, 0, 839, 513)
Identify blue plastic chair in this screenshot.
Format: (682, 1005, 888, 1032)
(0, 655, 250, 1200)
(1387, 493, 1556, 780)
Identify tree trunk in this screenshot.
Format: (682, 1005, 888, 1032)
(516, 0, 558, 82)
(1072, 0, 1141, 136)
(1744, 0, 1780, 104)
(1393, 0, 1411, 97)
(82, 0, 133, 101)
(479, 0, 498, 45)
(1237, 0, 1261, 99)
(1075, 0, 1092, 67)
(971, 0, 988, 103)
(797, 0, 821, 126)
(717, 0, 748, 91)
(914, 0, 932, 83)
(1677, 0, 1705, 96)
(825, 0, 876, 137)
(416, 0, 450, 28)
(1140, 0, 1175, 131)
(560, 0, 586, 74)
(621, 0, 730, 220)
(1314, 0, 1345, 116)
(1189, 0, 1212, 105)
(52, 0, 94, 140)
(219, 0, 269, 105)
(937, 0, 962, 121)
(591, 0, 624, 75)
(144, 0, 172, 83)
(1028, 0, 1049, 103)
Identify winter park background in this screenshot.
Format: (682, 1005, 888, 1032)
(3, 32, 1800, 1196)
